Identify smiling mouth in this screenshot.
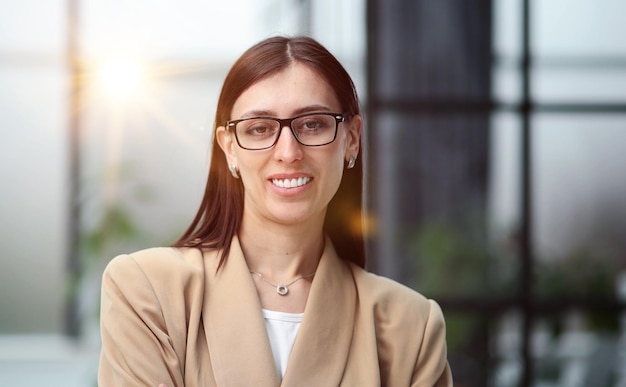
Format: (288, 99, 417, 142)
(271, 177, 311, 188)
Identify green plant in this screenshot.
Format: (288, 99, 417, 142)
(535, 249, 621, 333)
(409, 222, 516, 352)
(410, 222, 516, 298)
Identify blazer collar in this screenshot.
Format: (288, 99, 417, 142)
(202, 236, 280, 386)
(282, 237, 357, 386)
(202, 236, 356, 386)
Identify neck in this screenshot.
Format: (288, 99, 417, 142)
(238, 217, 324, 281)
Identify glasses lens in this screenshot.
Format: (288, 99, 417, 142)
(235, 119, 280, 149)
(292, 114, 337, 146)
(233, 113, 340, 149)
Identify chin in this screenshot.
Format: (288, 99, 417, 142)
(267, 205, 320, 226)
(272, 212, 313, 226)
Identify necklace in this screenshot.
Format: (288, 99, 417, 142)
(250, 271, 316, 296)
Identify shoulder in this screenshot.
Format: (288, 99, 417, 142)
(99, 247, 212, 385)
(102, 247, 208, 304)
(350, 264, 435, 316)
(349, 265, 451, 385)
(105, 247, 204, 278)
(101, 246, 213, 330)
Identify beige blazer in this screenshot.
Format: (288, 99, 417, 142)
(98, 237, 452, 386)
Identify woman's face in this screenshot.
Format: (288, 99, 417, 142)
(217, 62, 361, 229)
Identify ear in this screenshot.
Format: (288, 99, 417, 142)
(216, 125, 238, 166)
(344, 114, 362, 160)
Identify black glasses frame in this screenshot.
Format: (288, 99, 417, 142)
(226, 112, 346, 150)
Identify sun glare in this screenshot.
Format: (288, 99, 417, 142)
(98, 58, 144, 99)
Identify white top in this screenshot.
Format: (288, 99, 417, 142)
(262, 309, 303, 379)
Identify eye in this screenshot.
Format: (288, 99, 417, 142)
(296, 115, 332, 133)
(302, 120, 323, 130)
(241, 119, 278, 137)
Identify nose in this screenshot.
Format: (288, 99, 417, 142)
(273, 125, 303, 163)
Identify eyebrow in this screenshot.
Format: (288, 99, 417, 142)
(238, 104, 333, 119)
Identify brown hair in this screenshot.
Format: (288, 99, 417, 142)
(173, 36, 365, 269)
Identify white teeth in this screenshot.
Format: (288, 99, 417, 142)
(272, 176, 311, 188)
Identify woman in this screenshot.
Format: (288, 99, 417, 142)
(98, 36, 452, 386)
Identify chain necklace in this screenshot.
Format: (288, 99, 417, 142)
(250, 271, 316, 296)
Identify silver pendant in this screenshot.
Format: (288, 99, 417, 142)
(276, 285, 289, 296)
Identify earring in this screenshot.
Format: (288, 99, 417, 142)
(228, 164, 240, 179)
(347, 156, 356, 169)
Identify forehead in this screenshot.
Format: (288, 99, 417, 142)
(231, 62, 341, 118)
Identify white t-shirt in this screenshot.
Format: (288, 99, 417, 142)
(262, 309, 303, 379)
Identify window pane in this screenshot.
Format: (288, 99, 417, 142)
(491, 309, 524, 387)
(533, 67, 626, 103)
(493, 0, 522, 59)
(493, 65, 522, 104)
(533, 116, 626, 261)
(0, 2, 66, 334)
(534, 0, 626, 57)
(530, 117, 626, 384)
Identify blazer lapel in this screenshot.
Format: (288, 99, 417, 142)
(281, 238, 357, 386)
(202, 237, 281, 386)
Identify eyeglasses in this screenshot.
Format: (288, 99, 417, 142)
(226, 112, 346, 150)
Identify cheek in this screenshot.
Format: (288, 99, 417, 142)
(234, 154, 260, 186)
(325, 152, 346, 190)
(332, 132, 349, 160)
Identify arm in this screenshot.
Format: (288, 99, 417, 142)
(411, 300, 453, 387)
(98, 255, 184, 387)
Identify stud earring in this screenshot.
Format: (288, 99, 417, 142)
(228, 164, 240, 179)
(347, 156, 356, 169)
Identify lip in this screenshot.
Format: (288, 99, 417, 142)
(267, 173, 313, 195)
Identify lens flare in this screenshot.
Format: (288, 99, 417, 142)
(98, 58, 144, 98)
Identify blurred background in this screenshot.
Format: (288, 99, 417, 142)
(1, 0, 625, 386)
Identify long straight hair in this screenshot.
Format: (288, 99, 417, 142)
(173, 36, 365, 269)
